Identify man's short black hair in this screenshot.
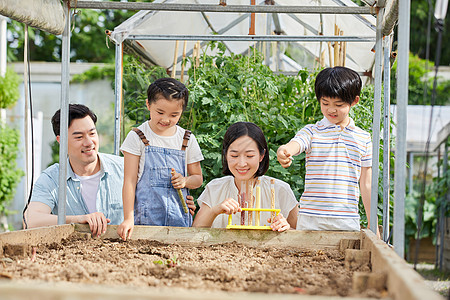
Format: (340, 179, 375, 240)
(222, 122, 269, 177)
(51, 104, 97, 136)
(315, 66, 362, 105)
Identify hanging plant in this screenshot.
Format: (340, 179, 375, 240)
(0, 68, 20, 109)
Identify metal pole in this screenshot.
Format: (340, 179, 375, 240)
(69, 1, 375, 14)
(382, 35, 391, 242)
(114, 42, 123, 155)
(393, 0, 410, 258)
(265, 14, 271, 66)
(58, 1, 71, 225)
(0, 16, 6, 76)
(409, 152, 414, 195)
(0, 16, 6, 123)
(435, 146, 441, 268)
(439, 140, 448, 270)
(369, 7, 384, 235)
(127, 34, 376, 42)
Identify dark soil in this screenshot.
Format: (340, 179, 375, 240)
(0, 233, 385, 298)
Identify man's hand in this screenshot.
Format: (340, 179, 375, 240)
(78, 212, 110, 237)
(277, 145, 293, 168)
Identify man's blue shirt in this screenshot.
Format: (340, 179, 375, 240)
(30, 153, 124, 225)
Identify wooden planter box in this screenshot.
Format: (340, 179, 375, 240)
(0, 225, 444, 300)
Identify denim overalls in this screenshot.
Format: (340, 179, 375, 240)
(133, 128, 192, 227)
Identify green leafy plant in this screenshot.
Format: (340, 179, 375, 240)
(0, 124, 24, 215)
(105, 42, 386, 227)
(391, 53, 450, 105)
(0, 68, 20, 109)
(153, 256, 178, 268)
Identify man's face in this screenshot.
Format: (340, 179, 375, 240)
(58, 116, 99, 169)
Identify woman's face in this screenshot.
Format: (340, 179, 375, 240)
(226, 135, 264, 184)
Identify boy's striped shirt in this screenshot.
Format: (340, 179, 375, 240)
(291, 117, 372, 218)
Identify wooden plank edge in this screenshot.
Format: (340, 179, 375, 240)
(0, 280, 378, 300)
(0, 224, 75, 246)
(360, 229, 444, 300)
(74, 224, 361, 249)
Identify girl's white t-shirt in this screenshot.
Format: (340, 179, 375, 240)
(120, 122, 204, 181)
(197, 175, 298, 228)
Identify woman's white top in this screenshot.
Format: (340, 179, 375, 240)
(197, 175, 298, 228)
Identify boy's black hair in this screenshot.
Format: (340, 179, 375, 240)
(147, 77, 189, 111)
(222, 122, 269, 177)
(51, 104, 97, 136)
(315, 66, 362, 105)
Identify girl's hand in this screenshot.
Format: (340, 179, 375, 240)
(117, 218, 134, 241)
(213, 198, 241, 215)
(171, 168, 186, 189)
(186, 195, 197, 216)
(268, 213, 290, 232)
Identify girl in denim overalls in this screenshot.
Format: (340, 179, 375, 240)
(118, 78, 204, 240)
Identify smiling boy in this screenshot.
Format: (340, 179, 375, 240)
(277, 67, 375, 233)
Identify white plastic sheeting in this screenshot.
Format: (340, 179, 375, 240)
(109, 0, 376, 74)
(0, 0, 65, 35)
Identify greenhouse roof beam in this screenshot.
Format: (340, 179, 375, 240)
(286, 13, 319, 35)
(361, 0, 376, 5)
(330, 0, 377, 31)
(69, 1, 376, 15)
(126, 34, 375, 42)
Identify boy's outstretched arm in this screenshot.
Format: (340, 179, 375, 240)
(277, 141, 301, 168)
(360, 167, 380, 238)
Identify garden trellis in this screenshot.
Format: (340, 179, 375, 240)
(96, 0, 404, 256)
(2, 0, 410, 258)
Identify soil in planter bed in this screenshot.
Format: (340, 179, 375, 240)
(0, 233, 384, 298)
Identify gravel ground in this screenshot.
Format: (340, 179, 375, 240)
(410, 263, 450, 297)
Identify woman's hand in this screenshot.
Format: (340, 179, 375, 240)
(213, 198, 241, 215)
(268, 213, 290, 232)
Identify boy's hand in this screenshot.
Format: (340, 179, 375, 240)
(277, 145, 293, 168)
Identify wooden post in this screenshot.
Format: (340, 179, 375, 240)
(249, 0, 256, 35)
(195, 41, 200, 67)
(171, 40, 179, 78)
(334, 24, 339, 67)
(327, 42, 333, 67)
(180, 40, 187, 82)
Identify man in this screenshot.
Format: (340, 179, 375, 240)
(26, 104, 124, 236)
